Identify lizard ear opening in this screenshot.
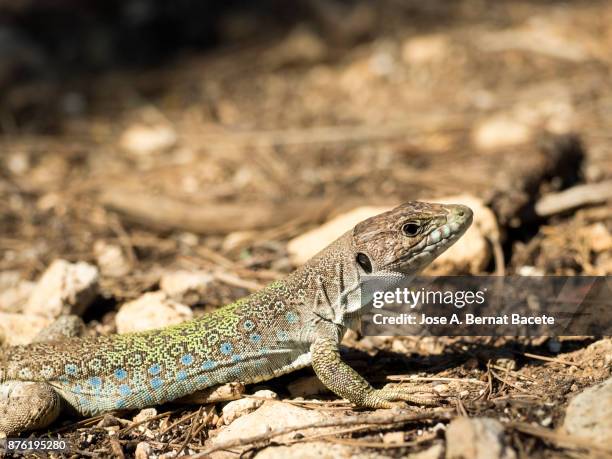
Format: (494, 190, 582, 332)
(356, 252, 372, 273)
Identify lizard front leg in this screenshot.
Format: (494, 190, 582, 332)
(310, 337, 440, 408)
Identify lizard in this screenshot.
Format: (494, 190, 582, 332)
(0, 201, 473, 435)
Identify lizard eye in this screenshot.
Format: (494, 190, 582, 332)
(356, 252, 372, 273)
(402, 222, 421, 237)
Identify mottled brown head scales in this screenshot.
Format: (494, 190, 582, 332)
(352, 201, 473, 275)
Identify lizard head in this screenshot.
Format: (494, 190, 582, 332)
(351, 201, 473, 275)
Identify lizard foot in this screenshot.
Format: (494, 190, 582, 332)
(362, 383, 443, 409)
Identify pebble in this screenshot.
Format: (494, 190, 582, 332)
(445, 417, 516, 459)
(24, 259, 99, 318)
(115, 291, 193, 333)
(0, 312, 51, 345)
(133, 408, 158, 424)
(94, 240, 131, 277)
(160, 270, 214, 306)
(563, 377, 612, 449)
(402, 34, 450, 65)
(135, 441, 153, 459)
(0, 279, 34, 313)
(472, 115, 532, 151)
(119, 123, 177, 156)
(221, 390, 278, 425)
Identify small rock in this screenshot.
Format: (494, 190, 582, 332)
(287, 376, 329, 397)
(409, 444, 444, 459)
(517, 266, 545, 276)
(134, 441, 152, 459)
(24, 260, 99, 319)
(6, 152, 30, 175)
(0, 279, 35, 313)
(472, 114, 532, 151)
(578, 223, 612, 253)
(547, 338, 562, 353)
(222, 390, 278, 425)
(160, 270, 214, 306)
(383, 431, 405, 444)
(562, 377, 612, 449)
(391, 339, 411, 354)
(222, 231, 256, 252)
(98, 414, 121, 428)
(265, 25, 327, 66)
(0, 312, 51, 346)
(255, 442, 370, 459)
(402, 34, 449, 65)
(115, 291, 192, 333)
(211, 401, 329, 447)
(0, 271, 22, 290)
(477, 17, 591, 63)
(119, 123, 177, 156)
(433, 384, 450, 395)
(445, 417, 516, 459)
(94, 241, 131, 277)
(133, 408, 158, 424)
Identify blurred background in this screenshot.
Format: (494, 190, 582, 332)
(1, 0, 611, 302)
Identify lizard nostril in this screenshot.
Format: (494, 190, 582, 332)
(457, 209, 465, 217)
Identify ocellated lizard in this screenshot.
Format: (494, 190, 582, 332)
(0, 201, 472, 435)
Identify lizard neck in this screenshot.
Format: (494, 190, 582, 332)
(282, 232, 362, 337)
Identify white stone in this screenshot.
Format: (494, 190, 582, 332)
(115, 291, 193, 334)
(0, 279, 35, 313)
(160, 270, 214, 306)
(472, 114, 532, 151)
(408, 443, 444, 459)
(578, 223, 612, 253)
(563, 377, 612, 449)
(134, 442, 152, 459)
(24, 259, 99, 318)
(255, 442, 374, 459)
(119, 123, 177, 156)
(266, 26, 327, 66)
(212, 401, 328, 447)
(0, 312, 51, 346)
(402, 34, 449, 64)
(133, 408, 158, 424)
(94, 240, 131, 277)
(445, 417, 516, 459)
(382, 431, 405, 444)
(222, 390, 278, 425)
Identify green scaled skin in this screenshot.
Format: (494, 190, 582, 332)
(0, 201, 472, 435)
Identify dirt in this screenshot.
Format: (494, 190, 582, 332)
(0, 0, 611, 457)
